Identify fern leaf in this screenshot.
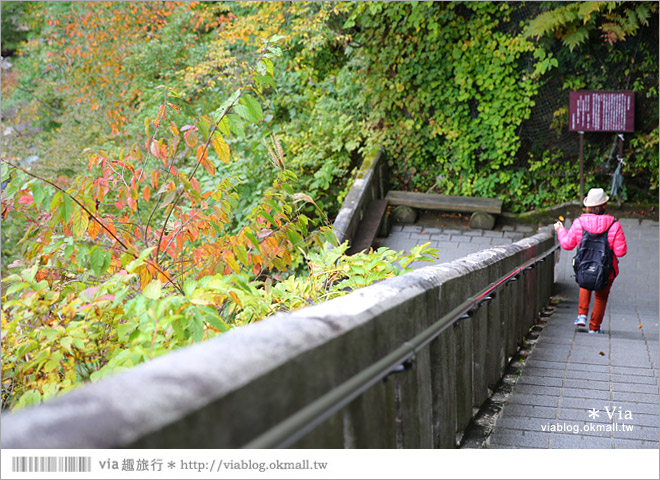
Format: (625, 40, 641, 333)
(577, 1, 609, 24)
(622, 8, 639, 33)
(634, 4, 652, 26)
(600, 22, 626, 44)
(563, 26, 591, 51)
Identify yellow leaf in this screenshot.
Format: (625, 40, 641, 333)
(225, 252, 241, 274)
(190, 297, 211, 305)
(143, 279, 162, 300)
(72, 207, 89, 239)
(202, 157, 215, 176)
(139, 267, 152, 289)
(211, 133, 230, 164)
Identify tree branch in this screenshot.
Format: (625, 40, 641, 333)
(4, 160, 184, 295)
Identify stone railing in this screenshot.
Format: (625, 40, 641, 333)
(332, 145, 387, 245)
(1, 225, 556, 448)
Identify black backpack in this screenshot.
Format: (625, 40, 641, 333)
(572, 220, 615, 291)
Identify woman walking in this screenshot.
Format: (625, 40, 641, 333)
(554, 188, 628, 334)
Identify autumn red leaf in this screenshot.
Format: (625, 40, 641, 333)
(105, 218, 117, 237)
(81, 286, 100, 301)
(184, 129, 198, 148)
(88, 219, 101, 240)
(18, 194, 34, 205)
(196, 145, 207, 163)
(149, 141, 168, 164)
(197, 145, 215, 176)
(190, 177, 201, 193)
(150, 170, 159, 189)
(229, 291, 242, 306)
(157, 104, 166, 122)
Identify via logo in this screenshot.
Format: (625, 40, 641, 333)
(588, 406, 633, 420)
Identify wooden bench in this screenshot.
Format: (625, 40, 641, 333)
(385, 191, 503, 215)
(347, 199, 389, 255)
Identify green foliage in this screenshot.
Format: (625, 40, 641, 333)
(526, 2, 657, 50)
(1, 236, 437, 410)
(524, 1, 659, 204)
(628, 127, 659, 192)
(4, 1, 657, 218)
(1, 29, 438, 410)
(2, 0, 658, 410)
(0, 2, 30, 55)
(2, 36, 292, 408)
(329, 2, 555, 209)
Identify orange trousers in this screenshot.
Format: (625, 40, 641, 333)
(578, 279, 613, 331)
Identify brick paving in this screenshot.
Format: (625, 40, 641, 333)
(377, 221, 535, 267)
(378, 216, 659, 449)
(487, 217, 659, 449)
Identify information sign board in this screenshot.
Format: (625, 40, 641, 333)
(569, 91, 634, 132)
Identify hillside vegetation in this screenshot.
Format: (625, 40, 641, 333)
(1, 1, 657, 410)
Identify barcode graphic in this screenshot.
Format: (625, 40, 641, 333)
(11, 456, 92, 473)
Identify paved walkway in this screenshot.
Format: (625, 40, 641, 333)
(379, 216, 659, 449)
(487, 217, 659, 449)
(377, 221, 536, 267)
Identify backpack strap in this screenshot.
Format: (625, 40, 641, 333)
(606, 217, 616, 232)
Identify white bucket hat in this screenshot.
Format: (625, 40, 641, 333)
(583, 188, 609, 207)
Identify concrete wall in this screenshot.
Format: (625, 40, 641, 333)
(1, 228, 557, 449)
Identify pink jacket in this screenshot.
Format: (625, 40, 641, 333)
(556, 213, 627, 278)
